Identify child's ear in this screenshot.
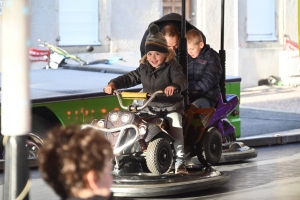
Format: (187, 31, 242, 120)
(86, 170, 99, 190)
(200, 42, 204, 48)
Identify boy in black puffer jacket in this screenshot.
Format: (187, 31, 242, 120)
(186, 29, 222, 108)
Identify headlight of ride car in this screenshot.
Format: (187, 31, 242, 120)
(121, 114, 130, 123)
(110, 113, 118, 121)
(139, 125, 147, 135)
(97, 120, 105, 128)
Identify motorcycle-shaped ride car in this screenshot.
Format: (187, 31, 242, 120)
(82, 89, 238, 174)
(31, 39, 123, 69)
(188, 93, 240, 164)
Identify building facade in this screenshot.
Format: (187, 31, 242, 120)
(0, 0, 298, 88)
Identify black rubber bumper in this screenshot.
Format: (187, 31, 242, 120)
(219, 142, 258, 163)
(111, 168, 229, 197)
(219, 148, 258, 163)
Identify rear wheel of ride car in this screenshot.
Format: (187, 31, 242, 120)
(146, 138, 173, 174)
(27, 114, 52, 157)
(196, 127, 222, 166)
(31, 114, 52, 140)
(0, 114, 52, 159)
(26, 139, 41, 158)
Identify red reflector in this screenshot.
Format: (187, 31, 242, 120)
(29, 48, 50, 62)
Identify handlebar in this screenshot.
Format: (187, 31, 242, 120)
(114, 90, 164, 112)
(38, 39, 87, 66)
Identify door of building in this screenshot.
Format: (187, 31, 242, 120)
(162, 0, 192, 22)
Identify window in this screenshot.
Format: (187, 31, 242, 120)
(247, 0, 277, 41)
(59, 0, 100, 46)
(163, 0, 191, 22)
(0, 0, 3, 15)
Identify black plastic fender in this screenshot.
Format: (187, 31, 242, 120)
(144, 123, 175, 143)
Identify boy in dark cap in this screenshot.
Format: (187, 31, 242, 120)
(104, 24, 188, 174)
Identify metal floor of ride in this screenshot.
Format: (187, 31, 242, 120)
(144, 143, 300, 200)
(0, 143, 299, 200)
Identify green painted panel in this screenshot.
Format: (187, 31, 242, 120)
(229, 118, 241, 138)
(225, 83, 231, 93)
(226, 81, 241, 138)
(81, 96, 133, 124)
(81, 96, 115, 123)
(31, 80, 242, 137)
(229, 82, 241, 99)
(33, 100, 84, 126)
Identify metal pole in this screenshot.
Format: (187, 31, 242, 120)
(298, 0, 300, 57)
(219, 0, 227, 102)
(178, 0, 188, 107)
(2, 0, 30, 199)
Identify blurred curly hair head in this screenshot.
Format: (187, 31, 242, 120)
(38, 125, 113, 200)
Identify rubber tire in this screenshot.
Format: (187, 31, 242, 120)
(27, 114, 52, 158)
(0, 114, 52, 159)
(196, 127, 223, 166)
(31, 114, 52, 139)
(26, 139, 40, 158)
(146, 138, 173, 174)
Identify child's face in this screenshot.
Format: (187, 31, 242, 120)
(187, 42, 204, 58)
(146, 51, 168, 68)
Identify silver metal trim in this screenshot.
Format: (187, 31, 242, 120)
(81, 124, 139, 156)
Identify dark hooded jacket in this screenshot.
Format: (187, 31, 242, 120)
(109, 50, 188, 115)
(140, 13, 206, 57)
(188, 44, 222, 106)
(140, 13, 221, 107)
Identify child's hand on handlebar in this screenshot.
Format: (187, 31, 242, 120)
(164, 86, 177, 97)
(104, 83, 116, 94)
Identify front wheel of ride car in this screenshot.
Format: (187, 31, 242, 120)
(146, 138, 173, 174)
(196, 127, 222, 166)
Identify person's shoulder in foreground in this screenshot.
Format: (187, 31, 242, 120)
(38, 124, 131, 200)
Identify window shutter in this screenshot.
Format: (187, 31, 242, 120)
(247, 0, 277, 41)
(59, 0, 100, 45)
